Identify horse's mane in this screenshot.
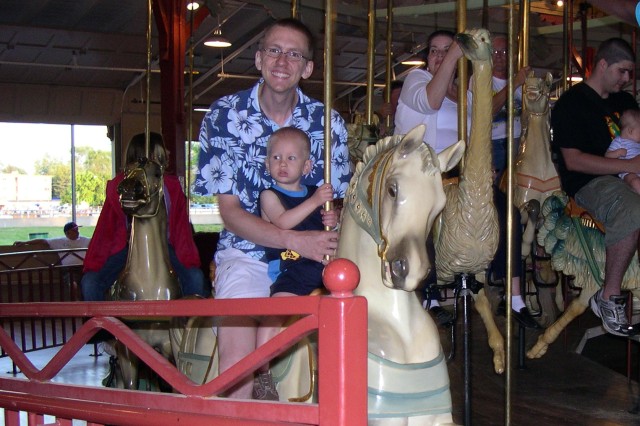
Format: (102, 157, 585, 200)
(352, 133, 439, 185)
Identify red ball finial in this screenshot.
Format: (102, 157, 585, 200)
(323, 258, 360, 296)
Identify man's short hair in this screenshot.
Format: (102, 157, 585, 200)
(594, 37, 636, 66)
(260, 18, 315, 60)
(64, 222, 79, 233)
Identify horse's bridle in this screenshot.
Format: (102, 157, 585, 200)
(345, 146, 396, 262)
(120, 158, 165, 218)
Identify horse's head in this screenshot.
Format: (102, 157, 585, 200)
(117, 157, 164, 217)
(344, 125, 465, 291)
(524, 72, 553, 115)
(455, 28, 492, 63)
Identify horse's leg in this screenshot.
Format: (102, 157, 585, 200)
(115, 340, 139, 389)
(473, 288, 505, 374)
(527, 299, 588, 359)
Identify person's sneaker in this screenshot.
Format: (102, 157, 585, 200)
(429, 305, 455, 328)
(252, 372, 280, 401)
(589, 289, 640, 337)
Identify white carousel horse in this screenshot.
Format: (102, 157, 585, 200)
(527, 192, 640, 359)
(170, 126, 464, 423)
(339, 125, 464, 425)
(110, 157, 180, 389)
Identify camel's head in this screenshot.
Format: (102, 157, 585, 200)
(455, 28, 492, 62)
(524, 71, 553, 115)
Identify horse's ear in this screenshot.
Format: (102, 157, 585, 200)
(438, 140, 465, 173)
(544, 72, 553, 89)
(397, 125, 426, 157)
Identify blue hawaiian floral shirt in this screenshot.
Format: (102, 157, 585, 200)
(193, 79, 352, 262)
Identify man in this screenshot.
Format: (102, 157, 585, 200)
(49, 222, 91, 266)
(551, 37, 640, 336)
(16, 221, 90, 266)
(375, 80, 403, 136)
(193, 18, 351, 399)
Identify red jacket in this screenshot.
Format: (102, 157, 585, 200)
(83, 173, 200, 272)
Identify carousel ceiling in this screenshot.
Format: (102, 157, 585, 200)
(0, 0, 634, 122)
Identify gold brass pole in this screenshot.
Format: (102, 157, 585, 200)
(505, 0, 519, 424)
(292, 0, 299, 19)
(187, 12, 195, 217)
(323, 0, 336, 231)
(365, 0, 376, 125)
(385, 0, 393, 131)
(145, 0, 153, 157)
(519, 0, 530, 68)
(457, 0, 467, 143)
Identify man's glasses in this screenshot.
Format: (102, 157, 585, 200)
(492, 49, 508, 56)
(261, 47, 310, 62)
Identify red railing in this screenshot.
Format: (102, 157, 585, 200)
(0, 259, 368, 425)
(0, 249, 86, 368)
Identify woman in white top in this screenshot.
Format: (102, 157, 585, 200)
(395, 30, 471, 154)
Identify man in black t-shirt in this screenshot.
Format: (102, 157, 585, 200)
(551, 37, 640, 336)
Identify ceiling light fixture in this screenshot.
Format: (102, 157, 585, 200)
(204, 15, 232, 48)
(204, 28, 232, 47)
(401, 55, 425, 66)
(186, 2, 201, 11)
(401, 33, 426, 66)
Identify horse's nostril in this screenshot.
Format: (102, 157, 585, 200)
(391, 258, 408, 279)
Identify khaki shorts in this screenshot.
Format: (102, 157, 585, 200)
(213, 248, 270, 299)
(575, 175, 640, 246)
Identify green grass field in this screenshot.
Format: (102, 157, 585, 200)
(0, 224, 222, 246)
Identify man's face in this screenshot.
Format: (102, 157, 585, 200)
(65, 227, 79, 240)
(255, 25, 314, 95)
(603, 60, 634, 94)
(491, 37, 508, 77)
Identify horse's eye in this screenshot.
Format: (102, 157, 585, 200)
(387, 183, 397, 198)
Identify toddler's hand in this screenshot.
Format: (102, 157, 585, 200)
(313, 183, 334, 206)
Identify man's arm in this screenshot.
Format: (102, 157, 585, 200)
(491, 66, 530, 117)
(219, 194, 337, 263)
(588, 0, 638, 25)
(561, 147, 640, 175)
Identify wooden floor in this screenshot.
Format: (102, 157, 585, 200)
(2, 299, 640, 425)
(443, 291, 640, 426)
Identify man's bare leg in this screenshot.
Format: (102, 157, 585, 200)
(602, 229, 639, 299)
(217, 316, 258, 399)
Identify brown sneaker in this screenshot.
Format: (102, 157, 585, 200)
(252, 372, 280, 401)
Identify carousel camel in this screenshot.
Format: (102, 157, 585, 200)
(434, 28, 503, 374)
(527, 192, 640, 359)
(339, 125, 464, 425)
